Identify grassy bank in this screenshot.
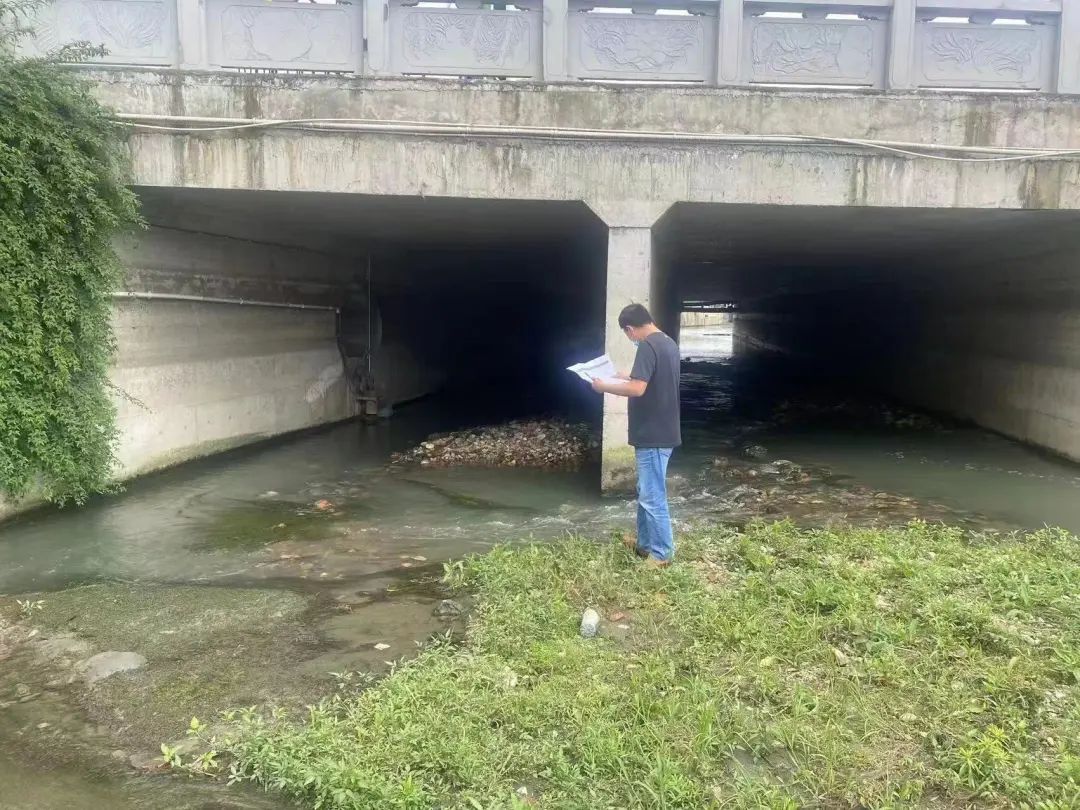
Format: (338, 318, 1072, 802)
(220, 522, 1079, 809)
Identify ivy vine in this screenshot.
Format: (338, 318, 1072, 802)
(0, 4, 141, 505)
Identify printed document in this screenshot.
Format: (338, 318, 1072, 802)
(567, 355, 622, 386)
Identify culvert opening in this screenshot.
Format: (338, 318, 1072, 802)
(129, 187, 609, 461)
(660, 202, 1080, 530)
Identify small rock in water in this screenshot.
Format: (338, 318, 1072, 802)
(314, 499, 334, 511)
(742, 444, 769, 460)
(129, 751, 161, 771)
(434, 599, 463, 618)
(580, 608, 600, 638)
(78, 651, 147, 684)
(373, 643, 391, 651)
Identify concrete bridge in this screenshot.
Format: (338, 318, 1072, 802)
(18, 0, 1080, 494)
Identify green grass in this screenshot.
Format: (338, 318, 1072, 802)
(220, 522, 1080, 809)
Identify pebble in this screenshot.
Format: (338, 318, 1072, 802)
(78, 651, 147, 684)
(742, 444, 769, 459)
(434, 599, 463, 618)
(580, 608, 600, 639)
(129, 751, 161, 771)
(374, 643, 391, 651)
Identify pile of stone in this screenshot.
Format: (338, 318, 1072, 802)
(392, 420, 598, 470)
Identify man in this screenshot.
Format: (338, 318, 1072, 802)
(591, 303, 681, 568)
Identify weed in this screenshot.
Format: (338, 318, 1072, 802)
(218, 521, 1080, 809)
(16, 598, 43, 619)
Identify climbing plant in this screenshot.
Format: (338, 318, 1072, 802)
(0, 2, 141, 504)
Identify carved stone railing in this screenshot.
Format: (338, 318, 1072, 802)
(914, 9, 1058, 90)
(567, 1, 719, 82)
(18, 0, 1080, 93)
(742, 4, 889, 87)
(205, 0, 363, 72)
(388, 0, 543, 78)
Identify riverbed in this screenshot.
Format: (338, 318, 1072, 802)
(3, 326, 1079, 808)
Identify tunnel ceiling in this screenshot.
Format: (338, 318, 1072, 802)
(134, 187, 605, 256)
(666, 204, 1080, 307)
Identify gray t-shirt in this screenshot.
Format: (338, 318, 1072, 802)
(628, 331, 681, 448)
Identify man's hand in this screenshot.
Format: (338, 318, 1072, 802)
(591, 378, 607, 394)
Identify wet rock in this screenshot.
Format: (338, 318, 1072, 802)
(14, 683, 30, 698)
(78, 651, 147, 684)
(741, 444, 768, 460)
(434, 599, 462, 619)
(580, 608, 600, 639)
(33, 633, 92, 661)
(128, 751, 163, 771)
(727, 485, 763, 503)
(392, 420, 598, 470)
(111, 749, 129, 762)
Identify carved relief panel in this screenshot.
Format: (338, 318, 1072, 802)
(389, 2, 542, 78)
(916, 21, 1056, 90)
(25, 0, 176, 64)
(206, 0, 361, 71)
(743, 15, 887, 87)
(568, 10, 717, 81)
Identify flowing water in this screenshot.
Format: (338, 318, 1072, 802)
(3, 326, 1080, 808)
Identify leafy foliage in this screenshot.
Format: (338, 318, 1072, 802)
(0, 7, 140, 504)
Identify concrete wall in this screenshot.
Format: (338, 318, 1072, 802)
(80, 71, 1080, 224)
(113, 226, 360, 477)
(111, 299, 352, 476)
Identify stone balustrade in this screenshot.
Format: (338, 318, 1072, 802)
(19, 0, 1080, 93)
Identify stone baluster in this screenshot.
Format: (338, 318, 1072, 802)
(543, 0, 571, 81)
(365, 0, 392, 75)
(176, 0, 208, 68)
(717, 0, 744, 85)
(887, 0, 917, 90)
(1059, 0, 1080, 93)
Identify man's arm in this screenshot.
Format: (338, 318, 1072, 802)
(592, 377, 647, 398)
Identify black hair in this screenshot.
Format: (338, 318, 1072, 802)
(618, 303, 654, 329)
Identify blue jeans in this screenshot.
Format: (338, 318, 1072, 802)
(635, 447, 674, 561)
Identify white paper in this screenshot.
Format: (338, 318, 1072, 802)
(567, 355, 619, 385)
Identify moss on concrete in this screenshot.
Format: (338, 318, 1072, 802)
(600, 444, 637, 495)
(28, 584, 319, 750)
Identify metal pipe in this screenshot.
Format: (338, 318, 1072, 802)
(110, 112, 1080, 161)
(111, 291, 339, 312)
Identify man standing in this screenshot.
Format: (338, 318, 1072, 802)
(592, 304, 681, 568)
